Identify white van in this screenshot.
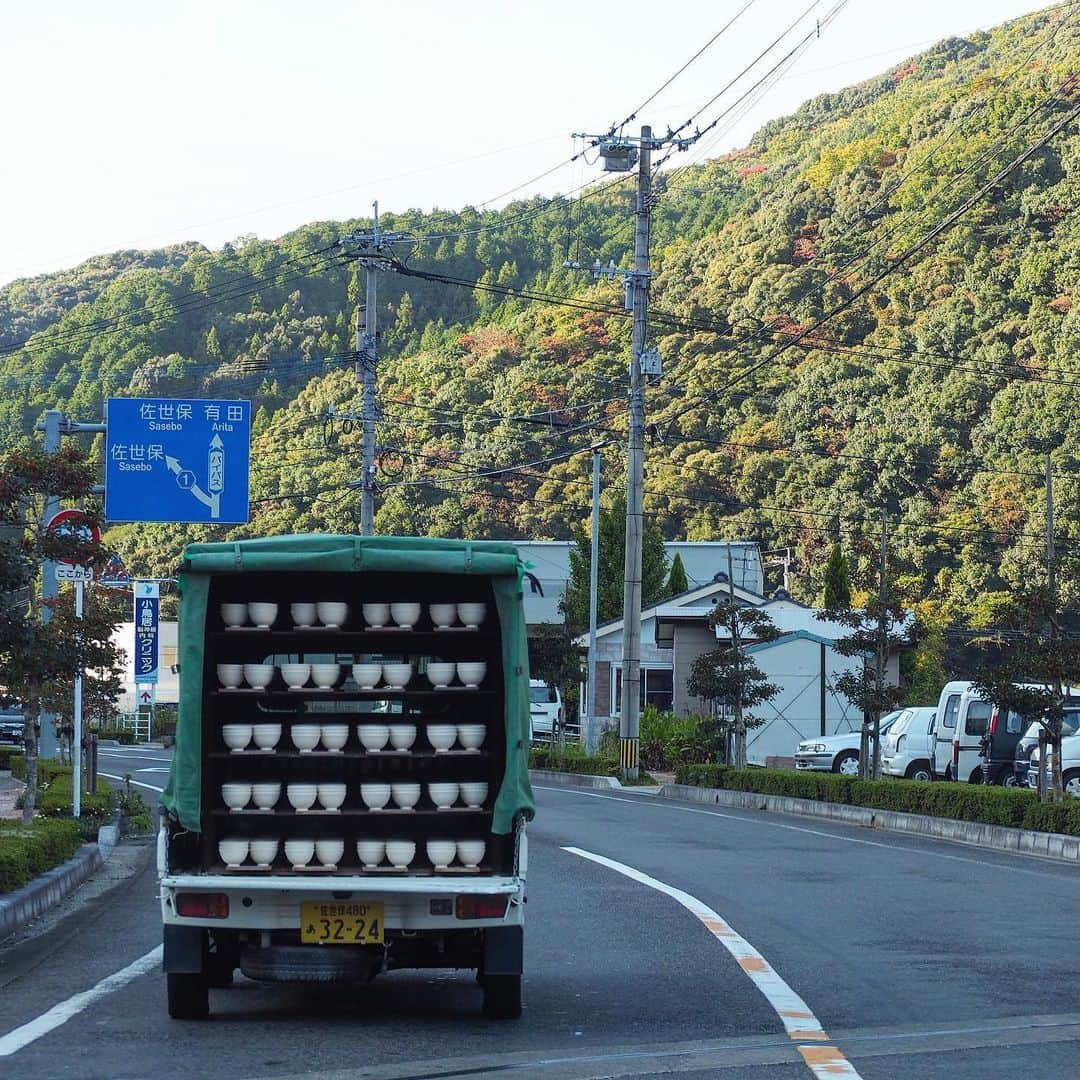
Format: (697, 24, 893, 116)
(931, 682, 993, 783)
(529, 680, 563, 739)
(881, 706, 937, 781)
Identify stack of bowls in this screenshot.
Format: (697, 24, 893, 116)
(285, 839, 315, 869)
(361, 602, 389, 628)
(221, 782, 251, 810)
(429, 603, 456, 629)
(382, 663, 412, 689)
(457, 724, 487, 752)
(286, 783, 318, 812)
(457, 840, 486, 868)
(251, 782, 281, 810)
(242, 663, 274, 690)
(222, 724, 252, 752)
(357, 724, 390, 752)
(251, 723, 281, 751)
(218, 838, 248, 867)
(290, 602, 316, 628)
(317, 783, 347, 811)
(217, 663, 244, 690)
(385, 840, 415, 869)
(317, 601, 348, 629)
(460, 781, 488, 808)
(356, 839, 385, 869)
(457, 602, 486, 629)
(428, 782, 460, 810)
(290, 724, 321, 752)
(426, 724, 458, 752)
(456, 661, 486, 689)
(390, 602, 420, 629)
(391, 782, 420, 810)
(320, 724, 349, 752)
(315, 838, 344, 869)
(388, 724, 416, 751)
(280, 663, 311, 691)
(426, 662, 456, 688)
(311, 663, 340, 690)
(352, 662, 382, 689)
(249, 838, 279, 868)
(220, 603, 248, 629)
(360, 783, 391, 811)
(248, 602, 278, 629)
(426, 839, 456, 870)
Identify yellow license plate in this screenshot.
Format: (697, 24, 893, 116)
(300, 901, 384, 945)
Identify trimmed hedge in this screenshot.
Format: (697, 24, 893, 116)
(0, 747, 23, 771)
(0, 818, 83, 893)
(529, 744, 620, 777)
(39, 770, 114, 820)
(672, 764, 1080, 836)
(10, 756, 70, 784)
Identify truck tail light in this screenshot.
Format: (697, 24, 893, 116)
(952, 739, 960, 769)
(175, 892, 229, 918)
(455, 894, 509, 919)
(988, 708, 1001, 736)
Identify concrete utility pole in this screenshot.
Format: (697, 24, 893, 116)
(586, 444, 603, 754)
(340, 203, 411, 535)
(1046, 452, 1062, 800)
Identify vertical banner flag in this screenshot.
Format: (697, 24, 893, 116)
(133, 581, 160, 684)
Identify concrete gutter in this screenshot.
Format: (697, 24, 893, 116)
(530, 770, 1080, 863)
(0, 843, 105, 942)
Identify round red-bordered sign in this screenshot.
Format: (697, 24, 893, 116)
(45, 509, 100, 565)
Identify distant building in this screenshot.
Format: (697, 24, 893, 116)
(111, 621, 179, 711)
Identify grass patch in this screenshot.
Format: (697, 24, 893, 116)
(0, 818, 83, 893)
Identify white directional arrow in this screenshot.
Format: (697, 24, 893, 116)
(164, 454, 220, 519)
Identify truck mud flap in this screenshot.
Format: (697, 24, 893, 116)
(163, 925, 205, 974)
(483, 926, 523, 977)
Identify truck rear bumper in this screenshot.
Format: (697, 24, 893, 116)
(160, 873, 525, 932)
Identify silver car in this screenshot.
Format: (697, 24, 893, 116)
(794, 711, 904, 775)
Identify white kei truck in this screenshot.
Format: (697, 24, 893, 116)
(158, 535, 534, 1020)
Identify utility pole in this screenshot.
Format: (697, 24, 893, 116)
(1046, 452, 1061, 800)
(340, 203, 411, 535)
(586, 444, 603, 755)
(871, 508, 888, 781)
(726, 542, 744, 769)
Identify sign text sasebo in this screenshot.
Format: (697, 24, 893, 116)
(105, 398, 251, 524)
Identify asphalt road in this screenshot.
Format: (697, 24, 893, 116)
(1, 747, 1078, 1079)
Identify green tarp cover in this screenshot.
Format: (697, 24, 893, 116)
(161, 534, 535, 835)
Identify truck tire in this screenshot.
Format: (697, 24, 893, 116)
(167, 973, 209, 1019)
(482, 974, 522, 1019)
(832, 751, 859, 776)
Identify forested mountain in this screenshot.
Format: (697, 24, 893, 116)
(2, 5, 1077, 645)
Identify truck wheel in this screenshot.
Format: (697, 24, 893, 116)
(482, 974, 522, 1019)
(167, 973, 209, 1019)
(905, 761, 932, 782)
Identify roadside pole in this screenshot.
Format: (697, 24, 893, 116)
(38, 410, 62, 759)
(586, 444, 602, 754)
(73, 577, 84, 817)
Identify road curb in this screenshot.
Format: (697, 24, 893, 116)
(0, 843, 105, 942)
(529, 769, 621, 791)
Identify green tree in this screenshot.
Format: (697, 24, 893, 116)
(820, 543, 851, 609)
(561, 493, 668, 634)
(666, 552, 689, 597)
(687, 601, 782, 769)
(0, 445, 112, 821)
(528, 623, 585, 744)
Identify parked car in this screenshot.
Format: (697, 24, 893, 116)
(1027, 729, 1080, 796)
(529, 679, 562, 739)
(881, 707, 936, 781)
(0, 709, 23, 745)
(931, 682, 994, 783)
(1014, 704, 1080, 788)
(980, 705, 1035, 785)
(794, 711, 904, 775)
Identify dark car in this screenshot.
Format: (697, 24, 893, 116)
(980, 706, 1030, 785)
(1012, 704, 1080, 787)
(0, 709, 24, 745)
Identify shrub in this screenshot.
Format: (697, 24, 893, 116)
(0, 748, 24, 772)
(11, 757, 70, 784)
(672, 764, 1080, 837)
(639, 707, 724, 771)
(92, 728, 135, 745)
(39, 772, 114, 820)
(0, 818, 83, 893)
(529, 743, 620, 776)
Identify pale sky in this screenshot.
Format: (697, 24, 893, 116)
(0, 0, 1051, 286)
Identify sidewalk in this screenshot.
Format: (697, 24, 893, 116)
(0, 774, 25, 820)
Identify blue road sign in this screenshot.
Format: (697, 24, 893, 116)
(105, 398, 251, 523)
(134, 581, 160, 685)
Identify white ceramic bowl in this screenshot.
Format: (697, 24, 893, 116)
(249, 838, 279, 867)
(317, 601, 348, 628)
(460, 781, 488, 808)
(221, 782, 252, 810)
(251, 723, 281, 751)
(426, 662, 456, 688)
(217, 663, 244, 689)
(310, 663, 340, 689)
(456, 840, 486, 868)
(290, 724, 322, 752)
(248, 601, 278, 629)
(390, 602, 421, 629)
(426, 839, 456, 869)
(429, 603, 456, 628)
(361, 602, 389, 628)
(360, 783, 392, 811)
(315, 838, 345, 867)
(456, 661, 487, 688)
(457, 724, 487, 752)
(220, 603, 247, 628)
(391, 782, 421, 810)
(385, 840, 416, 869)
(356, 839, 385, 868)
(320, 724, 349, 752)
(428, 782, 460, 809)
(457, 602, 486, 629)
(218, 838, 249, 867)
(352, 662, 383, 689)
(290, 602, 316, 627)
(426, 724, 457, 752)
(286, 783, 318, 811)
(388, 723, 416, 751)
(251, 782, 281, 810)
(382, 663, 413, 689)
(357, 724, 390, 752)
(222, 724, 253, 751)
(317, 782, 347, 810)
(242, 663, 274, 690)
(284, 839, 315, 868)
(280, 662, 311, 690)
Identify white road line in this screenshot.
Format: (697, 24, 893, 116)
(564, 846, 862, 1080)
(0, 946, 162, 1058)
(99, 752, 173, 762)
(536, 786, 1065, 879)
(99, 772, 165, 793)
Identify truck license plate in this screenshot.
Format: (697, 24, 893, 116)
(300, 901, 384, 945)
